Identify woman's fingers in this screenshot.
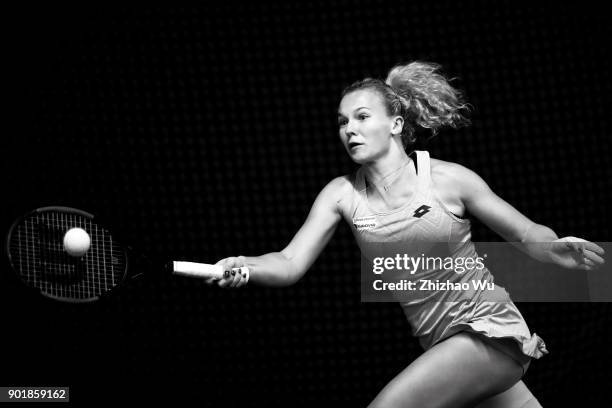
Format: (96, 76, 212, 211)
(556, 237, 605, 270)
(578, 260, 597, 270)
(214, 257, 247, 288)
(562, 238, 605, 258)
(584, 249, 605, 266)
(227, 267, 241, 288)
(584, 241, 605, 256)
(205, 276, 219, 285)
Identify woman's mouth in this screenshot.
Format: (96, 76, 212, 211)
(348, 142, 363, 150)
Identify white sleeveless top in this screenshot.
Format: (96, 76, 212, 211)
(336, 151, 548, 361)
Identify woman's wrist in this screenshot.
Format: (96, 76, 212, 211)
(519, 224, 559, 263)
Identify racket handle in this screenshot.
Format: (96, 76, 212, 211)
(172, 261, 250, 282)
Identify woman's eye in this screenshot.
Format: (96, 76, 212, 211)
(358, 114, 368, 120)
(338, 120, 347, 127)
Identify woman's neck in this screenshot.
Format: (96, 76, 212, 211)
(363, 149, 413, 186)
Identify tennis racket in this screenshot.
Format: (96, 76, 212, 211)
(5, 206, 249, 303)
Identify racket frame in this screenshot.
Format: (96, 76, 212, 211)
(5, 206, 130, 303)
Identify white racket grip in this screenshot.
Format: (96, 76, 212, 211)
(172, 261, 250, 283)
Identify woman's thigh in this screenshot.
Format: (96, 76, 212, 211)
(474, 380, 542, 408)
(367, 332, 524, 408)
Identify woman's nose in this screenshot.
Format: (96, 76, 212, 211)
(345, 121, 357, 136)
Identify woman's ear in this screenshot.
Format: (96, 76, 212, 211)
(391, 116, 404, 136)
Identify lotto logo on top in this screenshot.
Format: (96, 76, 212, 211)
(413, 205, 432, 218)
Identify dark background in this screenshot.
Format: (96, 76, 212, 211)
(2, 2, 611, 406)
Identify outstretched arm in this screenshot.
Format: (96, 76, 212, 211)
(451, 164, 605, 270)
(212, 177, 346, 287)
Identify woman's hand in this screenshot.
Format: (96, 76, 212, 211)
(206, 256, 249, 288)
(548, 237, 605, 270)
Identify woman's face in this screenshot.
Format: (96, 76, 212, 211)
(338, 89, 400, 164)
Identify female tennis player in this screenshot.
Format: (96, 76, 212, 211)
(208, 61, 605, 407)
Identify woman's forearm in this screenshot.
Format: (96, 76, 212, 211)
(519, 223, 559, 263)
(242, 252, 300, 287)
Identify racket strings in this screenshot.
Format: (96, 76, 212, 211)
(8, 211, 127, 301)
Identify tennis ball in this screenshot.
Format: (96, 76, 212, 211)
(63, 227, 91, 257)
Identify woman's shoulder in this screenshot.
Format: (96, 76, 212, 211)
(326, 174, 355, 194)
(319, 174, 356, 206)
(429, 156, 489, 197)
(429, 156, 476, 184)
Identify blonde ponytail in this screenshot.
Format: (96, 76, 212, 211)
(386, 61, 471, 145)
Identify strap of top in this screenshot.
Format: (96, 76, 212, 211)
(415, 150, 432, 189)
